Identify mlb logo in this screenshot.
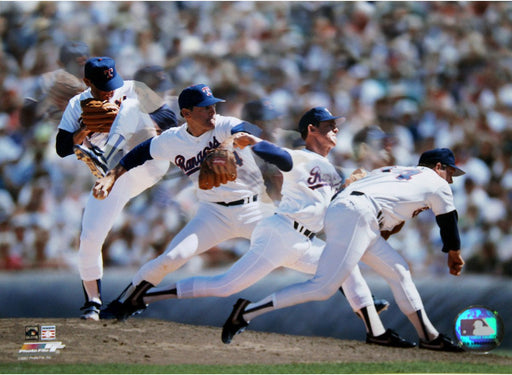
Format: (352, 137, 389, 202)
(41, 325, 56, 340)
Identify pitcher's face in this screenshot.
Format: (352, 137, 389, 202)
(183, 105, 217, 136)
(316, 119, 339, 147)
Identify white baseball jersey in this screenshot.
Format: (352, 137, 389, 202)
(150, 114, 265, 203)
(340, 166, 456, 232)
(277, 148, 342, 232)
(58, 80, 160, 156)
(59, 81, 134, 148)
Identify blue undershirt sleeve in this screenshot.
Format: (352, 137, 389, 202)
(119, 138, 154, 171)
(435, 210, 461, 253)
(252, 141, 293, 172)
(55, 129, 75, 157)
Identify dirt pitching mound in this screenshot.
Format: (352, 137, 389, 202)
(1, 318, 508, 366)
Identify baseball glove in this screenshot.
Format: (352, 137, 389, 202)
(80, 98, 119, 133)
(381, 221, 405, 240)
(343, 168, 368, 188)
(198, 148, 237, 190)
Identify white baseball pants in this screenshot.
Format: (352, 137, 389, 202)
(169, 213, 374, 311)
(132, 198, 274, 286)
(269, 194, 425, 316)
(78, 158, 169, 281)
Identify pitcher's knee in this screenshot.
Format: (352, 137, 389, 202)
(150, 251, 190, 276)
(80, 229, 105, 247)
(383, 263, 411, 283)
(318, 287, 339, 300)
(308, 279, 339, 301)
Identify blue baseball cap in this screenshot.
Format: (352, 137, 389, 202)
(353, 125, 392, 146)
(59, 41, 90, 65)
(84, 57, 124, 92)
(242, 98, 282, 122)
(134, 65, 173, 93)
(418, 148, 465, 176)
(298, 107, 345, 133)
(150, 104, 178, 130)
(178, 84, 225, 109)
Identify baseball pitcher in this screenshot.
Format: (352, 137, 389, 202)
(222, 148, 466, 352)
(55, 57, 177, 320)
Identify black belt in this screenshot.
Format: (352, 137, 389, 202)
(215, 195, 258, 207)
(293, 221, 316, 239)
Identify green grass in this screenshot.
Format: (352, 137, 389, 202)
(1, 361, 511, 374)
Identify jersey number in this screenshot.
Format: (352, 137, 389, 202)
(382, 168, 421, 180)
(234, 151, 243, 167)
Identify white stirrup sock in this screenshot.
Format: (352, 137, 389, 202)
(356, 305, 385, 337)
(82, 279, 101, 305)
(243, 296, 275, 322)
(407, 309, 438, 341)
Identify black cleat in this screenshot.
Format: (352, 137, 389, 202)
(99, 299, 147, 321)
(374, 298, 390, 314)
(419, 333, 464, 352)
(355, 298, 390, 320)
(80, 301, 101, 321)
(74, 144, 108, 178)
(366, 329, 416, 348)
(221, 298, 251, 344)
(99, 281, 153, 321)
(99, 300, 123, 320)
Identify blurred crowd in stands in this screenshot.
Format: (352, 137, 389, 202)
(0, 1, 511, 277)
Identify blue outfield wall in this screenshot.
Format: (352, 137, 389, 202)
(1, 267, 510, 350)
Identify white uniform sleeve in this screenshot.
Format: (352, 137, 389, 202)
(58, 92, 90, 133)
(428, 181, 457, 216)
(149, 129, 177, 161)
